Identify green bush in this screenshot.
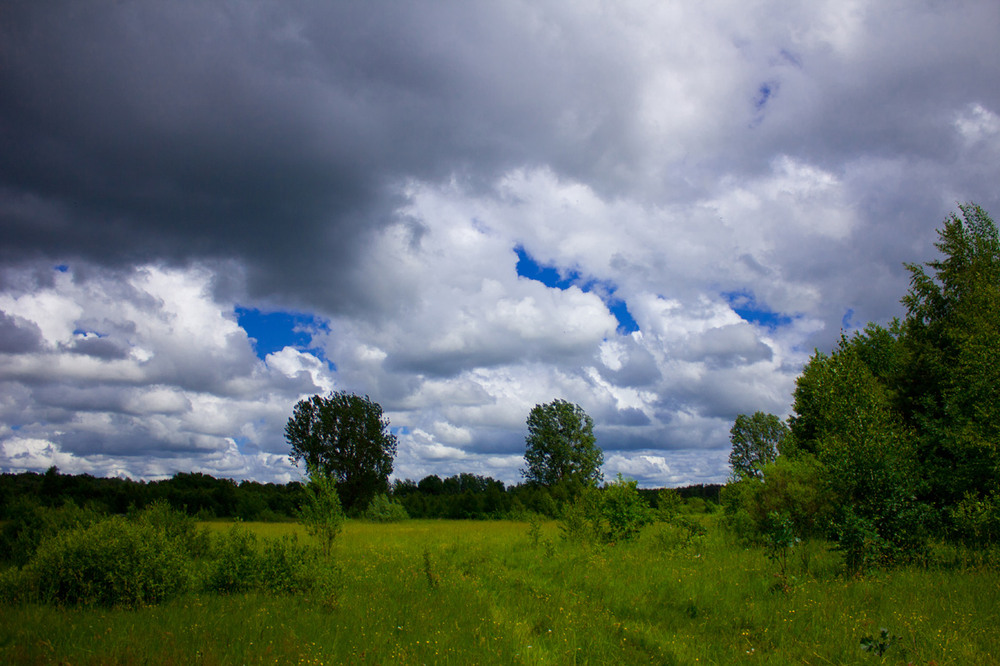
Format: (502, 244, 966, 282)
(18, 516, 190, 607)
(130, 499, 211, 559)
(204, 524, 261, 594)
(204, 525, 325, 595)
(950, 491, 1000, 548)
(600, 474, 652, 542)
(298, 469, 345, 558)
(258, 536, 323, 595)
(363, 494, 410, 522)
(0, 499, 105, 566)
(558, 486, 602, 543)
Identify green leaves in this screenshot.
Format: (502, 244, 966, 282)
(286, 392, 398, 514)
(298, 467, 345, 557)
(728, 412, 787, 481)
(522, 399, 603, 491)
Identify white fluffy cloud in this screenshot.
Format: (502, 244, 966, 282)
(0, 265, 334, 481)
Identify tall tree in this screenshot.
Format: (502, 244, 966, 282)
(285, 392, 397, 514)
(728, 412, 787, 482)
(899, 203, 1000, 506)
(521, 399, 603, 494)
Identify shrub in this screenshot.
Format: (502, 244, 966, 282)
(0, 499, 105, 566)
(203, 524, 261, 594)
(130, 499, 211, 559)
(204, 525, 325, 595)
(18, 516, 190, 607)
(558, 486, 602, 543)
(950, 491, 1000, 548)
(600, 474, 652, 542)
(652, 515, 706, 551)
(363, 494, 410, 522)
(258, 536, 323, 595)
(298, 469, 345, 558)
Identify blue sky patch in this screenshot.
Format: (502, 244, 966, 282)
(724, 290, 792, 330)
(515, 245, 639, 334)
(515, 245, 581, 290)
(235, 307, 334, 367)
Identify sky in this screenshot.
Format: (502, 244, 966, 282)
(1, 1, 999, 487)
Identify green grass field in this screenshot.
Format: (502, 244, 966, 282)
(1, 518, 997, 664)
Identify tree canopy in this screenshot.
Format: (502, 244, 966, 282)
(285, 392, 397, 514)
(728, 411, 787, 482)
(724, 203, 1000, 570)
(521, 399, 603, 495)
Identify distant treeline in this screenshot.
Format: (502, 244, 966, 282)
(0, 467, 720, 522)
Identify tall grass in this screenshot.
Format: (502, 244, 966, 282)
(1, 518, 997, 664)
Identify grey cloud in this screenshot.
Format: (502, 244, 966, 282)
(62, 336, 130, 360)
(0, 311, 42, 353)
(0, 2, 640, 316)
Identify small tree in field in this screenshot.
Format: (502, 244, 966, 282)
(600, 474, 652, 542)
(298, 466, 344, 558)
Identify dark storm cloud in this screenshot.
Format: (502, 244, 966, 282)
(0, 1, 635, 315)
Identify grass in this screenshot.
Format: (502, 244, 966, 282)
(1, 518, 998, 664)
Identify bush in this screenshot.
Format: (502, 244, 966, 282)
(0, 499, 105, 566)
(298, 469, 345, 558)
(18, 516, 190, 607)
(600, 474, 652, 542)
(950, 491, 1000, 548)
(363, 494, 410, 522)
(204, 525, 324, 595)
(558, 486, 602, 543)
(203, 524, 261, 594)
(130, 499, 211, 559)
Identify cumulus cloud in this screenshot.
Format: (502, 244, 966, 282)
(1, 1, 999, 485)
(0, 265, 334, 480)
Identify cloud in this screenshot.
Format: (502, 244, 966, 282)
(1, 1, 999, 485)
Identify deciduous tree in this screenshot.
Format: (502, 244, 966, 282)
(285, 392, 397, 514)
(521, 399, 603, 495)
(728, 412, 787, 482)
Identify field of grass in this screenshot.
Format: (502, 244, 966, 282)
(1, 517, 998, 664)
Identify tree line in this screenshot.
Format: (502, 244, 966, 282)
(0, 466, 720, 525)
(723, 203, 1000, 571)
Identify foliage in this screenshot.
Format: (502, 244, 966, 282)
(949, 491, 1000, 549)
(298, 467, 345, 557)
(728, 411, 787, 481)
(16, 516, 190, 607)
(286, 391, 398, 514)
(860, 628, 898, 657)
(763, 511, 800, 589)
(557, 485, 603, 543)
(0, 498, 105, 566)
(129, 499, 212, 559)
(363, 494, 410, 522)
(654, 487, 683, 521)
(556, 475, 652, 544)
(787, 331, 931, 569)
(720, 454, 833, 544)
(521, 399, 603, 495)
(203, 524, 321, 595)
(599, 474, 653, 542)
(899, 203, 1000, 509)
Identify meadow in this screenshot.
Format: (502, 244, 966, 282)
(1, 517, 998, 665)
